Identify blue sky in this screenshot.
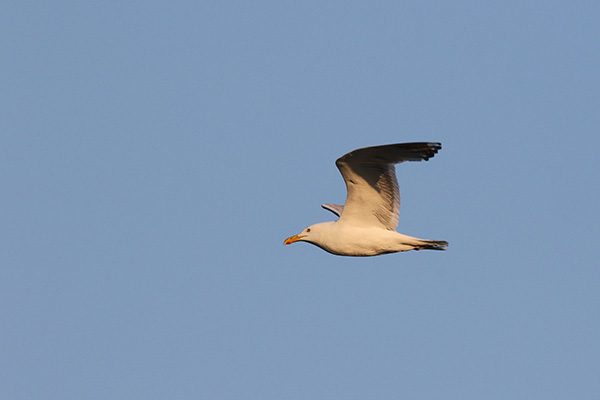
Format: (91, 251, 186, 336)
(2, 1, 599, 399)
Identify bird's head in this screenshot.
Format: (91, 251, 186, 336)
(284, 223, 329, 246)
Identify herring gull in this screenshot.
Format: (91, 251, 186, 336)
(283, 142, 448, 256)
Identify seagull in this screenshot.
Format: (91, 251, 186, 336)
(283, 142, 448, 256)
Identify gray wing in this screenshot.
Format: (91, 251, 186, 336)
(321, 203, 344, 217)
(335, 142, 441, 230)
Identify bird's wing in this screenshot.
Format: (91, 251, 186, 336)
(335, 142, 441, 230)
(321, 203, 344, 217)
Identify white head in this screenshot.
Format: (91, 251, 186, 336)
(283, 222, 332, 247)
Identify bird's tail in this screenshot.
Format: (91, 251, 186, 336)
(413, 239, 448, 251)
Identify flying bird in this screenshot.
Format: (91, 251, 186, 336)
(284, 142, 448, 256)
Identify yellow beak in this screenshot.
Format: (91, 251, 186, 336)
(283, 234, 305, 245)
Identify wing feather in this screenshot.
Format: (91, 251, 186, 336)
(335, 142, 441, 230)
(321, 203, 344, 217)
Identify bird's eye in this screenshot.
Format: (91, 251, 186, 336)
(306, 228, 311, 233)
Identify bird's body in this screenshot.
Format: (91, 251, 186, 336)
(284, 142, 448, 257)
(295, 221, 444, 257)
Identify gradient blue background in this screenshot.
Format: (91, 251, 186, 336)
(2, 1, 599, 398)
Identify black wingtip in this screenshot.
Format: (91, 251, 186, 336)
(405, 142, 442, 161)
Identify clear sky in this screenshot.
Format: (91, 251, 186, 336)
(2, 1, 599, 399)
